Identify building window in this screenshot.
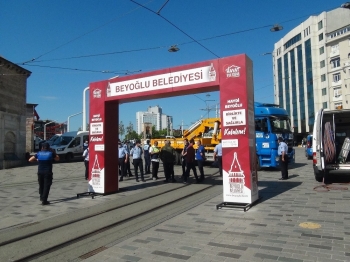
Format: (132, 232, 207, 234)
(304, 26, 310, 37)
(319, 33, 324, 41)
(318, 20, 323, 30)
(331, 44, 339, 52)
(334, 102, 343, 109)
(322, 88, 327, 96)
(333, 73, 341, 82)
(321, 74, 326, 82)
(319, 46, 324, 55)
(320, 60, 325, 68)
(284, 33, 301, 50)
(334, 87, 342, 98)
(323, 102, 327, 108)
(330, 57, 340, 68)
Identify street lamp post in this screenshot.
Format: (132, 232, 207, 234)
(44, 121, 56, 140)
(82, 87, 89, 132)
(68, 112, 83, 132)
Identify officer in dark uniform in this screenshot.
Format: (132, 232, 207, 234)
(29, 142, 59, 205)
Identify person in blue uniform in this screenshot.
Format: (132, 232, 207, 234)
(82, 143, 89, 180)
(123, 141, 133, 177)
(118, 140, 129, 182)
(130, 139, 145, 182)
(213, 139, 223, 176)
(29, 142, 59, 205)
(143, 140, 151, 174)
(278, 137, 289, 180)
(195, 140, 206, 181)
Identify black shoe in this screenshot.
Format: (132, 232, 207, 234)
(119, 178, 123, 182)
(128, 174, 133, 177)
(136, 179, 139, 182)
(164, 180, 169, 183)
(42, 201, 50, 205)
(142, 179, 146, 182)
(171, 179, 177, 183)
(279, 178, 287, 180)
(183, 181, 187, 184)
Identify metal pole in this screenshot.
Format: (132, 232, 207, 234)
(67, 112, 83, 132)
(83, 87, 89, 131)
(44, 121, 55, 140)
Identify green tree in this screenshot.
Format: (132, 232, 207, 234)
(125, 121, 134, 140)
(119, 121, 125, 139)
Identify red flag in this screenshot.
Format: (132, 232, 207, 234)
(34, 109, 40, 121)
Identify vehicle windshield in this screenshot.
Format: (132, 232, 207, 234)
(269, 116, 292, 133)
(52, 136, 73, 146)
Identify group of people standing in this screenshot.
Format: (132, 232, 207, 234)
(117, 138, 218, 184)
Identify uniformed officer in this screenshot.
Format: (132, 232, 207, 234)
(143, 139, 151, 174)
(123, 141, 133, 177)
(278, 137, 289, 180)
(130, 139, 145, 182)
(118, 140, 129, 182)
(213, 139, 223, 176)
(29, 142, 59, 205)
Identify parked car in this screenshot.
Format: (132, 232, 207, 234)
(305, 135, 313, 159)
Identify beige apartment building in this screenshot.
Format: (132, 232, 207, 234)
(273, 7, 350, 140)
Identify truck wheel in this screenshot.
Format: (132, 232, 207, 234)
(314, 172, 323, 182)
(65, 153, 73, 162)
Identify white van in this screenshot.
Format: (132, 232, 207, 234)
(312, 108, 350, 182)
(50, 131, 89, 161)
(47, 134, 62, 146)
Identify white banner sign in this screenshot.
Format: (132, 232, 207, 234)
(108, 65, 216, 97)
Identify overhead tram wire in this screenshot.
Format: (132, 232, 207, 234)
(21, 64, 130, 75)
(19, 0, 156, 65)
(16, 4, 343, 73)
(21, 9, 332, 65)
(130, 0, 220, 58)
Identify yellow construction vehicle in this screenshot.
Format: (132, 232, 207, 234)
(150, 118, 221, 164)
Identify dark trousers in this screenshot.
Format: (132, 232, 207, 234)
(151, 161, 159, 178)
(133, 158, 144, 181)
(217, 156, 223, 176)
(126, 159, 132, 176)
(38, 173, 53, 202)
(118, 157, 126, 179)
(84, 160, 89, 179)
(197, 160, 205, 180)
(181, 158, 186, 175)
(163, 162, 174, 181)
(279, 156, 288, 179)
(144, 155, 151, 174)
(184, 162, 199, 182)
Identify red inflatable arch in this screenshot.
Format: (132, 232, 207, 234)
(87, 54, 258, 206)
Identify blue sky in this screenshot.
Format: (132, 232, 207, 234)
(0, 0, 346, 132)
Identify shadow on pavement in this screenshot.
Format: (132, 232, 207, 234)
(257, 180, 302, 203)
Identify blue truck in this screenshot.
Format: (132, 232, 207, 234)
(254, 102, 295, 170)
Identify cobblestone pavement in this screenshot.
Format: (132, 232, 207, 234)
(85, 148, 350, 262)
(1, 148, 350, 261)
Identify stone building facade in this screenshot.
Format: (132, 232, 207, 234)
(0, 56, 31, 169)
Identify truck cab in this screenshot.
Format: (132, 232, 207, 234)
(254, 102, 295, 170)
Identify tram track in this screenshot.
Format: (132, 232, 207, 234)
(0, 182, 222, 262)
